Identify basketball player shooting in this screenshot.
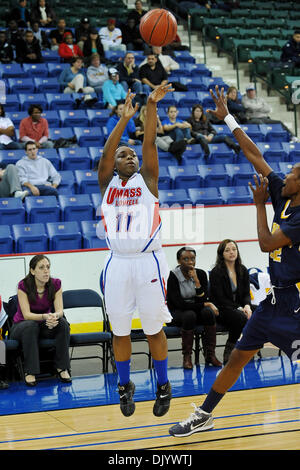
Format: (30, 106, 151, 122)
(98, 83, 175, 417)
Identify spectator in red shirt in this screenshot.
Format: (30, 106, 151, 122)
(58, 32, 83, 62)
(19, 104, 54, 148)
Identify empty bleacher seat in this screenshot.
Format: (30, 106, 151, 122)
(6, 111, 28, 127)
(159, 189, 192, 206)
(19, 93, 48, 111)
(168, 165, 202, 189)
(0, 198, 25, 225)
(36, 148, 60, 169)
(25, 196, 60, 223)
(187, 187, 223, 205)
(225, 163, 254, 186)
(74, 170, 99, 193)
(196, 91, 215, 108)
(59, 110, 89, 127)
(73, 127, 104, 147)
(46, 221, 82, 251)
(0, 64, 27, 79)
(23, 63, 49, 78)
(58, 170, 76, 194)
(256, 142, 288, 162)
(87, 109, 111, 127)
(34, 77, 61, 94)
(259, 123, 289, 142)
(47, 63, 69, 77)
(0, 149, 24, 166)
(219, 186, 253, 204)
(3, 95, 21, 112)
(0, 225, 13, 254)
(278, 162, 293, 178)
(8, 78, 35, 94)
(198, 164, 230, 188)
(58, 147, 91, 170)
(81, 220, 108, 249)
(90, 193, 102, 216)
(42, 50, 61, 63)
(188, 63, 212, 77)
(174, 51, 195, 64)
(58, 194, 94, 221)
(88, 147, 103, 167)
(48, 127, 75, 142)
(208, 143, 235, 164)
(158, 167, 172, 189)
(12, 223, 48, 253)
(174, 91, 198, 107)
(158, 154, 179, 167)
(240, 124, 264, 142)
(46, 93, 74, 110)
(40, 110, 60, 127)
(281, 142, 300, 162)
(183, 144, 205, 163)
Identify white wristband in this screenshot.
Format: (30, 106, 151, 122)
(224, 114, 241, 133)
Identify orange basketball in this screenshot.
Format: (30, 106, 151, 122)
(139, 9, 177, 47)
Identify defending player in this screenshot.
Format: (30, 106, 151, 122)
(169, 86, 300, 437)
(98, 84, 174, 417)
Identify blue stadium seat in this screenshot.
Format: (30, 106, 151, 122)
(201, 76, 229, 91)
(188, 187, 223, 205)
(48, 127, 75, 142)
(73, 127, 104, 147)
(6, 111, 28, 126)
(74, 170, 99, 193)
(23, 63, 48, 78)
(180, 77, 208, 91)
(58, 147, 91, 170)
(90, 193, 102, 216)
(183, 144, 205, 163)
(259, 123, 289, 142)
(219, 186, 253, 204)
(159, 189, 192, 206)
(46, 93, 74, 110)
(196, 91, 215, 108)
(157, 91, 176, 107)
(211, 124, 232, 137)
(81, 220, 108, 249)
(0, 64, 28, 79)
(240, 124, 264, 142)
(59, 110, 89, 127)
(88, 147, 103, 167)
(86, 109, 111, 126)
(0, 149, 24, 166)
(0, 225, 13, 254)
(0, 198, 25, 225)
(225, 163, 255, 186)
(19, 93, 48, 111)
(47, 63, 69, 77)
(168, 165, 202, 189)
(198, 163, 230, 188)
(158, 167, 172, 189)
(12, 223, 48, 253)
(3, 95, 21, 111)
(58, 194, 94, 222)
(174, 51, 195, 64)
(174, 91, 198, 107)
(256, 142, 288, 162)
(25, 196, 60, 223)
(8, 78, 35, 94)
(34, 77, 61, 93)
(188, 63, 212, 77)
(41, 110, 60, 127)
(36, 148, 60, 170)
(46, 221, 82, 251)
(58, 170, 76, 194)
(282, 142, 300, 162)
(158, 154, 179, 166)
(42, 50, 61, 63)
(278, 162, 294, 178)
(208, 143, 235, 164)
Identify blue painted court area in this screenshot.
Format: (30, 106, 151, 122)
(1, 356, 299, 416)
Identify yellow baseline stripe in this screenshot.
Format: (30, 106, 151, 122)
(70, 319, 143, 334)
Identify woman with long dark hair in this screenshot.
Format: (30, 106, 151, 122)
(10, 255, 71, 386)
(209, 239, 252, 364)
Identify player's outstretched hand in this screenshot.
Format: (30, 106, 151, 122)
(206, 85, 229, 121)
(123, 89, 139, 120)
(148, 83, 175, 103)
(249, 174, 269, 205)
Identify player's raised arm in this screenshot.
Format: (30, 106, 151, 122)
(140, 83, 174, 196)
(98, 90, 139, 196)
(207, 86, 273, 178)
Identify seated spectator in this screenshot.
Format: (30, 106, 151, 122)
(9, 0, 31, 28)
(187, 104, 240, 157)
(99, 18, 126, 52)
(58, 32, 83, 62)
(16, 141, 61, 196)
(167, 247, 222, 369)
(0, 165, 28, 200)
(87, 53, 108, 93)
(0, 104, 22, 150)
(121, 18, 145, 51)
(30, 0, 56, 27)
(226, 86, 247, 124)
(280, 29, 300, 68)
(0, 30, 14, 64)
(139, 46, 180, 74)
(31, 21, 51, 50)
(58, 57, 96, 107)
(10, 254, 71, 386)
(49, 18, 72, 51)
(6, 20, 24, 50)
(75, 17, 91, 51)
(209, 239, 252, 365)
(139, 53, 168, 93)
(127, 0, 147, 25)
(19, 104, 54, 149)
(117, 52, 148, 97)
(16, 29, 42, 63)
(106, 102, 136, 146)
(82, 27, 105, 63)
(102, 68, 127, 109)
(162, 105, 194, 144)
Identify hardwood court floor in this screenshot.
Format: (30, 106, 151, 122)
(0, 384, 300, 450)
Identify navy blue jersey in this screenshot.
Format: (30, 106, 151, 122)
(267, 172, 300, 287)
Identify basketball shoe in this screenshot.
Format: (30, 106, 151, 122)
(153, 380, 172, 417)
(118, 380, 135, 417)
(169, 403, 214, 437)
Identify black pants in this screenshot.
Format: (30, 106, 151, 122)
(10, 318, 70, 375)
(217, 307, 248, 344)
(171, 306, 216, 330)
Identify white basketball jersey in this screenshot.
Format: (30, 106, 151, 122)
(100, 172, 162, 254)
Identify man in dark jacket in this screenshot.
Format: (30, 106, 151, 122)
(9, 0, 31, 28)
(281, 30, 300, 67)
(16, 29, 42, 63)
(0, 31, 14, 64)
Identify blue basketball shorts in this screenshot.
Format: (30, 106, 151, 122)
(236, 283, 300, 360)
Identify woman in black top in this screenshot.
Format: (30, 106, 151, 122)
(167, 247, 222, 369)
(226, 86, 247, 124)
(187, 104, 240, 157)
(209, 239, 252, 364)
(82, 29, 105, 64)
